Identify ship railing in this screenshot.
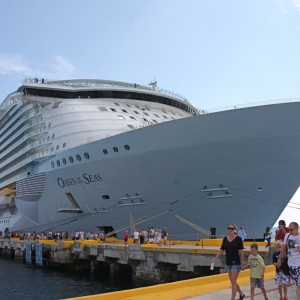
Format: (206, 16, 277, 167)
(22, 77, 191, 103)
(203, 97, 300, 114)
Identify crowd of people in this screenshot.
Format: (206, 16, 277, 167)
(0, 230, 106, 241)
(124, 226, 169, 245)
(212, 220, 300, 300)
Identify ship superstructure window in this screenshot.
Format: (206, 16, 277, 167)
(134, 111, 139, 114)
(127, 125, 134, 129)
(124, 144, 130, 150)
(103, 149, 108, 155)
(84, 152, 90, 159)
(76, 154, 81, 161)
(114, 102, 120, 106)
(51, 162, 54, 168)
(113, 147, 118, 152)
(121, 109, 127, 113)
(102, 195, 110, 200)
(110, 108, 117, 112)
(69, 156, 74, 163)
(126, 104, 131, 107)
(63, 143, 66, 148)
(62, 158, 67, 165)
(99, 107, 108, 111)
(117, 115, 125, 120)
(57, 160, 60, 167)
(154, 114, 159, 118)
(163, 115, 168, 119)
(129, 116, 136, 120)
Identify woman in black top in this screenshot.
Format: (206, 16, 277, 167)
(212, 223, 245, 300)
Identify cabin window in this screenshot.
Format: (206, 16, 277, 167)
(76, 155, 81, 161)
(84, 152, 90, 159)
(103, 149, 108, 155)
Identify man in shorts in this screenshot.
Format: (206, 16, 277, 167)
(278, 222, 300, 300)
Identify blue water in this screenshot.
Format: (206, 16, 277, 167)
(0, 258, 149, 299)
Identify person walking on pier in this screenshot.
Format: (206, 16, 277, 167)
(278, 221, 300, 300)
(238, 226, 247, 241)
(247, 243, 268, 300)
(212, 223, 245, 300)
(276, 220, 289, 241)
(264, 227, 272, 248)
(123, 230, 129, 245)
(273, 241, 289, 300)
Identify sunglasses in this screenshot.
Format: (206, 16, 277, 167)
(227, 227, 235, 230)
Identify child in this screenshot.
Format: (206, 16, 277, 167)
(273, 241, 289, 300)
(247, 243, 268, 300)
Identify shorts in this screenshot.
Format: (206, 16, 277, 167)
(289, 266, 300, 286)
(250, 277, 264, 288)
(225, 264, 241, 272)
(275, 271, 289, 286)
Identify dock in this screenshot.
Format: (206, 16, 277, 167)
(0, 238, 282, 299)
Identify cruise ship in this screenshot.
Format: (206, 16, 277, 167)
(1, 78, 300, 239)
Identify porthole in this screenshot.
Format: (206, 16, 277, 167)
(62, 158, 67, 165)
(51, 147, 54, 152)
(69, 156, 74, 163)
(102, 195, 110, 200)
(84, 152, 90, 159)
(51, 162, 54, 168)
(124, 145, 130, 150)
(103, 149, 108, 155)
(63, 143, 66, 148)
(57, 160, 60, 167)
(113, 147, 118, 152)
(76, 154, 81, 161)
(56, 145, 59, 150)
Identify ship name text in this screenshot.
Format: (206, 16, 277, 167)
(57, 173, 103, 188)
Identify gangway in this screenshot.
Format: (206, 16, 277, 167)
(175, 214, 211, 236)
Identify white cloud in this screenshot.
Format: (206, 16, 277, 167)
(52, 55, 77, 78)
(0, 54, 33, 75)
(0, 54, 78, 80)
(293, 0, 300, 11)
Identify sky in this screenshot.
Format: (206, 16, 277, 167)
(0, 0, 299, 226)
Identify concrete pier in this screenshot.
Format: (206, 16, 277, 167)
(0, 238, 274, 283)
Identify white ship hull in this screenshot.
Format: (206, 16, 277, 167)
(14, 102, 300, 238)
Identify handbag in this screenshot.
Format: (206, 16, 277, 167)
(281, 233, 291, 276)
(281, 256, 290, 276)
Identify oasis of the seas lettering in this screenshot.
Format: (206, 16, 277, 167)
(57, 173, 102, 188)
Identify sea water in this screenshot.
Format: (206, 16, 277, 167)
(0, 258, 150, 300)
